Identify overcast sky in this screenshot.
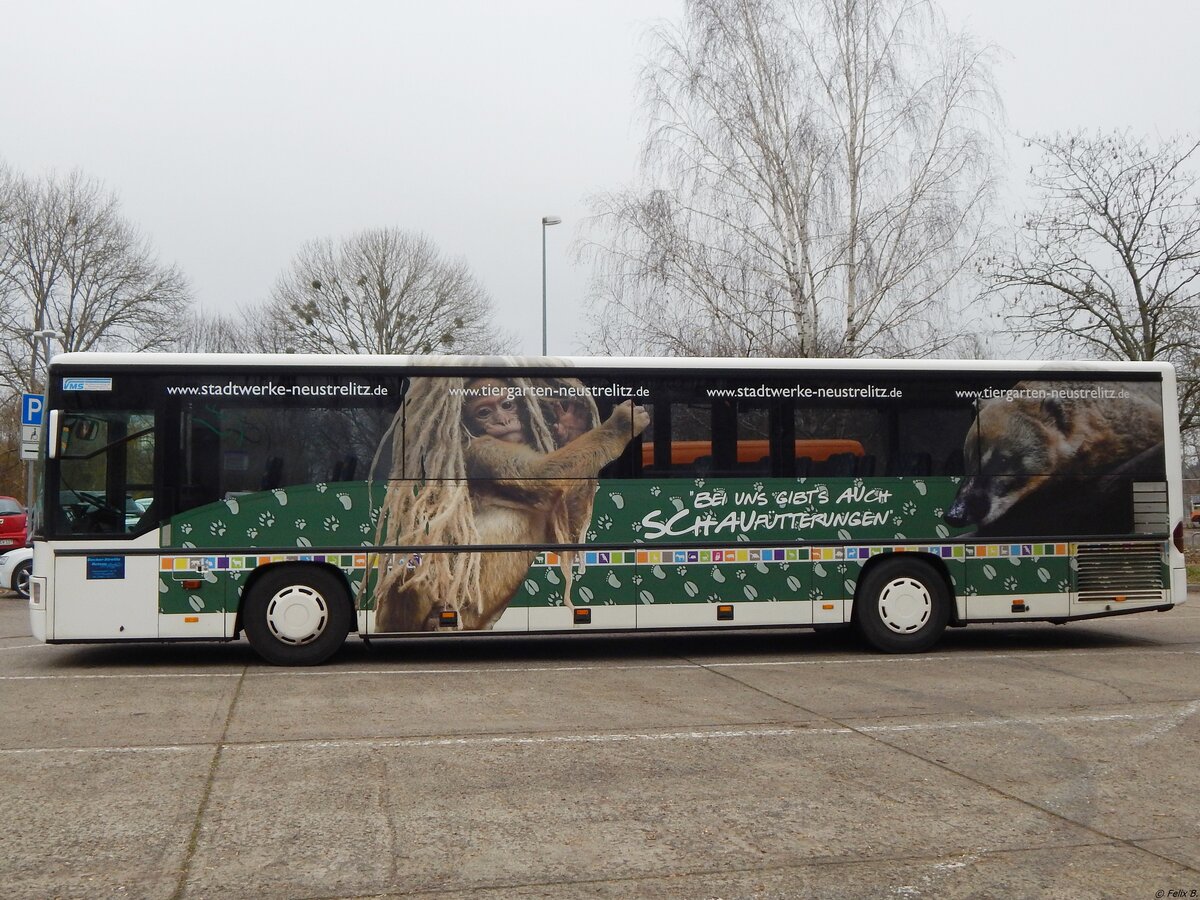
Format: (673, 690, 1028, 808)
(3, 0, 1198, 356)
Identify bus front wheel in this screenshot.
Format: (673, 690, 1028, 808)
(242, 566, 352, 666)
(854, 558, 950, 653)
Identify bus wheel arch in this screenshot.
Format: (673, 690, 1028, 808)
(851, 553, 954, 653)
(239, 563, 354, 666)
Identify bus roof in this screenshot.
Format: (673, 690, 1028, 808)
(46, 352, 1175, 378)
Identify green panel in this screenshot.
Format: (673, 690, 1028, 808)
(633, 556, 810, 606)
(159, 475, 992, 622)
(593, 477, 971, 545)
(167, 482, 378, 551)
(511, 551, 637, 608)
(962, 548, 1072, 598)
(157, 571, 229, 616)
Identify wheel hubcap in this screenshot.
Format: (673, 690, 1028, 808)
(265, 585, 329, 645)
(877, 577, 932, 634)
(16, 567, 30, 598)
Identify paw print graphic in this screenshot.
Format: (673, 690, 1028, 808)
(369, 507, 380, 524)
(323, 516, 340, 532)
(596, 514, 613, 531)
(735, 570, 747, 581)
(315, 483, 329, 493)
(258, 511, 275, 528)
(650, 486, 661, 497)
(631, 521, 643, 532)
(246, 528, 259, 539)
(632, 574, 643, 586)
(587, 531, 598, 541)
(1004, 577, 1018, 590)
(228, 571, 242, 582)
(694, 478, 706, 489)
(706, 594, 721, 602)
(676, 566, 688, 576)
(209, 521, 226, 536)
(753, 482, 764, 492)
(893, 517, 904, 527)
(853, 478, 864, 489)
(294, 519, 307, 530)
(933, 508, 944, 519)
(1058, 579, 1071, 592)
(359, 523, 371, 535)
(902, 501, 917, 516)
(180, 523, 193, 535)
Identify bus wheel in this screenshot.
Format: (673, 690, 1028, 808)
(243, 567, 351, 666)
(13, 559, 32, 600)
(854, 558, 950, 653)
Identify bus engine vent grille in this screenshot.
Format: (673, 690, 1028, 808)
(1075, 542, 1165, 603)
(1132, 481, 1169, 533)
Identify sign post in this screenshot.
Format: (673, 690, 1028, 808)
(20, 394, 43, 460)
(21, 393, 44, 521)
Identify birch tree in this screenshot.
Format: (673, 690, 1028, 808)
(583, 0, 1001, 358)
(988, 131, 1200, 434)
(266, 227, 508, 355)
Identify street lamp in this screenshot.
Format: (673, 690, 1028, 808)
(29, 329, 60, 392)
(23, 329, 61, 521)
(541, 215, 562, 356)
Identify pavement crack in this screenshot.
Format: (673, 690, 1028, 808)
(171, 664, 248, 900)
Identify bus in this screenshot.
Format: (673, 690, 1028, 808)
(28, 353, 1188, 665)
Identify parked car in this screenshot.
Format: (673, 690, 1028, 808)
(59, 490, 146, 531)
(0, 546, 32, 600)
(0, 496, 27, 549)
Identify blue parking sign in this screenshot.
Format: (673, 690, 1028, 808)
(21, 393, 44, 427)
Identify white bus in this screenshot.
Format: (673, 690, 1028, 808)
(28, 353, 1188, 664)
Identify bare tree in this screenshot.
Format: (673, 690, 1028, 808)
(582, 0, 1001, 358)
(988, 131, 1200, 434)
(0, 168, 191, 394)
(267, 227, 509, 355)
(173, 306, 292, 354)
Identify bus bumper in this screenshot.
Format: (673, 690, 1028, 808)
(28, 575, 47, 642)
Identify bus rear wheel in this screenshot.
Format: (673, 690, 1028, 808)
(243, 566, 352, 666)
(854, 558, 950, 653)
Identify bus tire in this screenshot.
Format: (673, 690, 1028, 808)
(242, 566, 352, 666)
(854, 557, 950, 653)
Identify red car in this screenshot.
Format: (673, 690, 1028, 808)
(0, 496, 28, 550)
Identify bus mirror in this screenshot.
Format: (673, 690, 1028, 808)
(47, 409, 61, 459)
(70, 417, 99, 441)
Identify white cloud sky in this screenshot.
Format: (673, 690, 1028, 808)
(2, 0, 1197, 355)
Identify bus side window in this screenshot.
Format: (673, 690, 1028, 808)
(640, 383, 793, 478)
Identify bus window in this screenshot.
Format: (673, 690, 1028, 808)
(641, 384, 811, 477)
(794, 405, 885, 477)
(54, 411, 155, 536)
(641, 381, 713, 477)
